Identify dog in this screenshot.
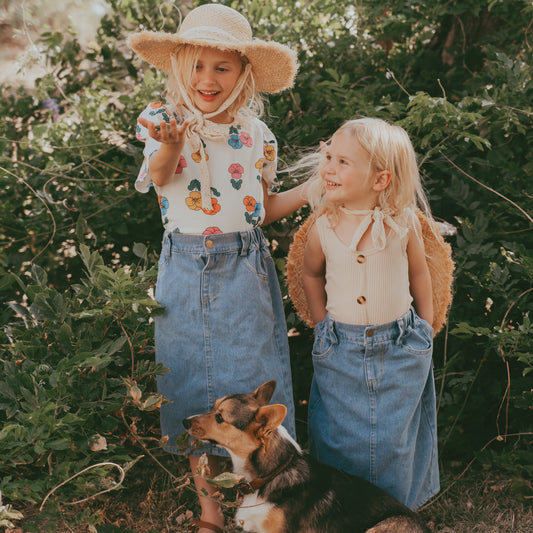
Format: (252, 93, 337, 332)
(183, 380, 431, 533)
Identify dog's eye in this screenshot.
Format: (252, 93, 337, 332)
(215, 413, 224, 424)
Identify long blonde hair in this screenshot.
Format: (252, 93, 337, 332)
(165, 44, 264, 120)
(304, 118, 432, 222)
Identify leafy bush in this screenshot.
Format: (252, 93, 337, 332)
(0, 245, 164, 503)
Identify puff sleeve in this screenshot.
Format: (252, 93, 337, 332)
(259, 120, 281, 194)
(134, 102, 172, 193)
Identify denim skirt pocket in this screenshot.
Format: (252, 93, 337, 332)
(242, 242, 270, 280)
(312, 315, 337, 359)
(401, 318, 433, 356)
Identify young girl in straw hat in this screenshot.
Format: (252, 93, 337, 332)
(293, 118, 449, 510)
(129, 4, 305, 532)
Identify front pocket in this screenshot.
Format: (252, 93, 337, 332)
(401, 323, 433, 355)
(242, 246, 270, 281)
(312, 317, 338, 359)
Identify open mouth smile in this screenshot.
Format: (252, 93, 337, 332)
(326, 180, 341, 189)
(197, 89, 221, 101)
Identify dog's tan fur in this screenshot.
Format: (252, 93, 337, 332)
(184, 381, 430, 533)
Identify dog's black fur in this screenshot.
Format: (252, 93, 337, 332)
(184, 380, 431, 533)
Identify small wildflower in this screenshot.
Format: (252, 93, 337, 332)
(42, 98, 60, 121)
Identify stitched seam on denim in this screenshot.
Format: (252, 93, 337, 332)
(411, 368, 439, 509)
(201, 256, 214, 410)
(368, 388, 377, 485)
(169, 246, 255, 256)
(203, 254, 223, 303)
(402, 336, 433, 355)
(412, 486, 440, 511)
(365, 344, 378, 485)
(242, 256, 270, 280)
(365, 339, 388, 386)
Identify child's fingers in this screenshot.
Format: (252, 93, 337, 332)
(158, 121, 172, 142)
(167, 118, 180, 138)
(177, 119, 190, 134)
(137, 117, 189, 144)
(167, 119, 190, 142)
(140, 119, 164, 140)
(167, 119, 190, 137)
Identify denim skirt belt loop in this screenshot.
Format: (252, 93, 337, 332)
(308, 308, 439, 509)
(155, 228, 296, 457)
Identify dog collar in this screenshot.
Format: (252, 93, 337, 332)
(236, 453, 295, 495)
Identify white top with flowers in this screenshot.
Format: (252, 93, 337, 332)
(134, 102, 280, 235)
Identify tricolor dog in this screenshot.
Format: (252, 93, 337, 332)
(183, 380, 431, 533)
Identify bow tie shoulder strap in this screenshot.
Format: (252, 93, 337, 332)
(341, 207, 409, 252)
(345, 210, 373, 252)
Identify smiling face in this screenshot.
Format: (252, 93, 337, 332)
(320, 131, 383, 211)
(190, 47, 244, 122)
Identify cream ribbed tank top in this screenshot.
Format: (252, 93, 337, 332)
(316, 209, 413, 325)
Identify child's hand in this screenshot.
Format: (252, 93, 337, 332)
(138, 117, 190, 145)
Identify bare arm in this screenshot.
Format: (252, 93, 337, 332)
(261, 181, 308, 226)
(407, 216, 434, 326)
(138, 117, 189, 187)
(303, 222, 328, 324)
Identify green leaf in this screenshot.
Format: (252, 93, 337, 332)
(46, 438, 72, 450)
(207, 472, 242, 489)
(132, 242, 147, 259)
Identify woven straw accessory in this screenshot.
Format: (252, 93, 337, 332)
(286, 210, 455, 336)
(128, 3, 298, 94)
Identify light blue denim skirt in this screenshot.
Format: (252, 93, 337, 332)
(308, 308, 439, 509)
(154, 228, 295, 457)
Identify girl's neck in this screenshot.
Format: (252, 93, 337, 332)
(339, 203, 378, 215)
(184, 103, 235, 124)
(209, 109, 235, 124)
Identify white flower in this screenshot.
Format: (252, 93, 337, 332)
(0, 491, 24, 529)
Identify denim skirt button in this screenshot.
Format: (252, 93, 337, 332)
(205, 239, 214, 248)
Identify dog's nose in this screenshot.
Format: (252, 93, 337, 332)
(183, 418, 192, 429)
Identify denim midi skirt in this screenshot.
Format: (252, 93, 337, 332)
(154, 228, 295, 457)
(308, 308, 439, 509)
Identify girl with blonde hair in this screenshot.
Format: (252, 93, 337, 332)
(300, 117, 441, 510)
(129, 4, 305, 532)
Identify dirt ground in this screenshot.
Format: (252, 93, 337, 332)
(10, 455, 532, 533)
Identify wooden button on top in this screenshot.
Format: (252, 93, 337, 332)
(357, 296, 367, 305)
(356, 254, 366, 264)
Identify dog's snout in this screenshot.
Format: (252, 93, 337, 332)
(183, 417, 192, 429)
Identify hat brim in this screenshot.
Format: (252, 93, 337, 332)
(286, 210, 455, 336)
(128, 31, 298, 94)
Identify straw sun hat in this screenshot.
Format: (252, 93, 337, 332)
(128, 3, 298, 94)
(286, 211, 455, 336)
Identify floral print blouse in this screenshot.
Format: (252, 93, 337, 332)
(135, 102, 281, 235)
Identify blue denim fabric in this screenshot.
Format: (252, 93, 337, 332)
(155, 228, 295, 457)
(308, 308, 439, 509)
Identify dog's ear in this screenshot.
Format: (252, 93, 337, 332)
(254, 404, 287, 433)
(252, 380, 277, 405)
